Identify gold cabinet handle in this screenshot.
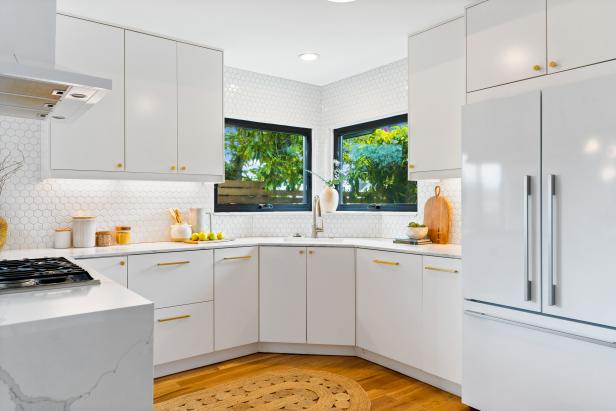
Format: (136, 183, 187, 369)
(549, 61, 558, 68)
(424, 266, 459, 274)
(119, 260, 126, 266)
(533, 64, 542, 71)
(180, 165, 187, 171)
(116, 163, 123, 169)
(170, 165, 177, 171)
(308, 250, 314, 255)
(223, 256, 252, 261)
(299, 250, 305, 255)
(157, 261, 190, 267)
(157, 314, 191, 323)
(373, 259, 400, 266)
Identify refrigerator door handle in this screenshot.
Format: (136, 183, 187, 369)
(548, 174, 557, 306)
(465, 310, 616, 349)
(524, 175, 532, 301)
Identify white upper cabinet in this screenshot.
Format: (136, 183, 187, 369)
(408, 17, 465, 180)
(125, 31, 178, 174)
(547, 0, 616, 74)
(467, 0, 547, 92)
(177, 43, 223, 176)
(51, 15, 125, 172)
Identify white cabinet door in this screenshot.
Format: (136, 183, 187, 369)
(214, 247, 259, 351)
(78, 256, 127, 287)
(421, 257, 462, 384)
(259, 247, 306, 343)
(125, 31, 178, 174)
(154, 301, 213, 365)
(306, 247, 355, 346)
(128, 250, 213, 308)
(542, 75, 616, 328)
(462, 91, 541, 312)
(177, 43, 223, 177)
(408, 17, 465, 180)
(467, 0, 547, 92)
(356, 249, 422, 368)
(547, 0, 616, 74)
(51, 15, 125, 172)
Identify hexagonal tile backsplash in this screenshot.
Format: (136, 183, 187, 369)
(0, 60, 461, 249)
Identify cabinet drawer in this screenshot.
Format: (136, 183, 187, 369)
(128, 250, 213, 308)
(154, 301, 213, 365)
(79, 256, 127, 287)
(423, 256, 461, 275)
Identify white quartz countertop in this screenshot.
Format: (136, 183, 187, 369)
(0, 261, 152, 328)
(0, 237, 461, 260)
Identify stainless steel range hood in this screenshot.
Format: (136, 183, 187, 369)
(0, 0, 111, 121)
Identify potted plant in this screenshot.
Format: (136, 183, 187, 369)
(306, 160, 344, 213)
(0, 149, 24, 249)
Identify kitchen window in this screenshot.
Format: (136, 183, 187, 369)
(333, 114, 417, 211)
(215, 119, 312, 212)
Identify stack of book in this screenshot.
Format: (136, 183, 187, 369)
(393, 237, 432, 245)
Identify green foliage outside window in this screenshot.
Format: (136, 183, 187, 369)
(338, 124, 416, 205)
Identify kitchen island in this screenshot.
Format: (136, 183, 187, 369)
(0, 261, 153, 411)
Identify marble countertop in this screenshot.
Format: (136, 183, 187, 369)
(0, 237, 461, 260)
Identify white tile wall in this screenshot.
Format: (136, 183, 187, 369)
(0, 59, 461, 249)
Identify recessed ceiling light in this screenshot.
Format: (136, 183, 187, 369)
(299, 53, 320, 62)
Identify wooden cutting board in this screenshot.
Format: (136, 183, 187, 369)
(423, 186, 452, 244)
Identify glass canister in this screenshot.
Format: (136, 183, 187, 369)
(95, 231, 114, 247)
(115, 226, 131, 245)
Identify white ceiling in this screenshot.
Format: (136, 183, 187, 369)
(57, 0, 471, 86)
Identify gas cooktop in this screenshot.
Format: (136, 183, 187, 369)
(0, 257, 100, 295)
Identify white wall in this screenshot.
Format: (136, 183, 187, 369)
(0, 60, 461, 249)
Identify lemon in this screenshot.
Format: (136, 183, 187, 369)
(198, 232, 207, 241)
(191, 233, 199, 241)
(208, 231, 217, 241)
(216, 231, 224, 240)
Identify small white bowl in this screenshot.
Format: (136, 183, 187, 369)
(407, 226, 429, 240)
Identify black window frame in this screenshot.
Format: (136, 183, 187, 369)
(215, 118, 312, 213)
(333, 114, 417, 212)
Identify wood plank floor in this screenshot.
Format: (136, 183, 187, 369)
(154, 353, 470, 410)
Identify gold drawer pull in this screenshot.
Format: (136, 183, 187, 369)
(157, 261, 191, 267)
(119, 260, 126, 266)
(223, 256, 252, 261)
(424, 266, 459, 274)
(373, 259, 400, 266)
(157, 314, 191, 323)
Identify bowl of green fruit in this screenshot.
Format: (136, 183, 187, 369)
(407, 222, 428, 240)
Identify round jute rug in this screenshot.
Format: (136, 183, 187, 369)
(154, 368, 371, 410)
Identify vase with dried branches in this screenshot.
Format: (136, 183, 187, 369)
(0, 150, 25, 249)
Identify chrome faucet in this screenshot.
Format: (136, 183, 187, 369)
(311, 195, 324, 238)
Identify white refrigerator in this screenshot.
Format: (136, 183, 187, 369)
(462, 75, 616, 410)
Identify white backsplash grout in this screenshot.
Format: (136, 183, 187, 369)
(0, 59, 461, 249)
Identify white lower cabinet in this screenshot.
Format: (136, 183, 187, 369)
(421, 256, 462, 384)
(78, 256, 127, 287)
(214, 247, 259, 351)
(259, 246, 307, 343)
(128, 250, 213, 308)
(306, 247, 355, 346)
(356, 249, 423, 368)
(154, 301, 213, 365)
